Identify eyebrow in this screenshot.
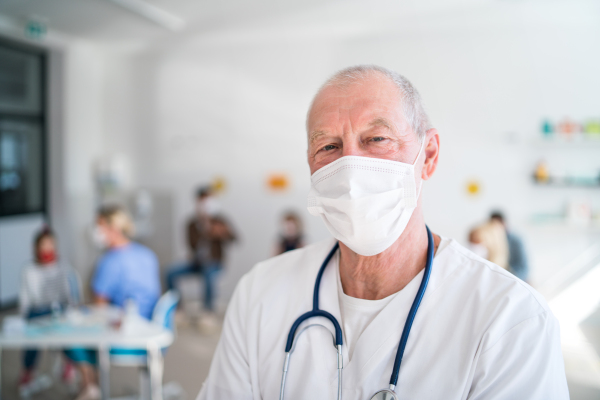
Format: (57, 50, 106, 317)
(369, 117, 393, 131)
(308, 117, 395, 144)
(308, 130, 328, 145)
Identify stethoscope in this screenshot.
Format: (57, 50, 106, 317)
(279, 226, 434, 400)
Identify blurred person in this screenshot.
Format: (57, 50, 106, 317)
(93, 205, 161, 318)
(166, 187, 213, 292)
(275, 211, 305, 254)
(491, 211, 530, 281)
(167, 187, 236, 313)
(19, 228, 79, 396)
(70, 205, 161, 400)
(466, 227, 488, 259)
(470, 220, 510, 269)
(203, 215, 236, 313)
(198, 66, 568, 399)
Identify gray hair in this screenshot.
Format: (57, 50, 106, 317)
(308, 65, 433, 142)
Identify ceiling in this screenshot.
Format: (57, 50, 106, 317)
(0, 0, 596, 47)
(0, 0, 338, 43)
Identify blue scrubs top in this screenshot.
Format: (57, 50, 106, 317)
(92, 242, 160, 319)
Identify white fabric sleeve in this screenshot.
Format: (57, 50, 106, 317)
(468, 311, 569, 400)
(196, 274, 254, 400)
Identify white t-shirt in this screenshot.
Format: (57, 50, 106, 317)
(335, 252, 397, 362)
(335, 238, 452, 362)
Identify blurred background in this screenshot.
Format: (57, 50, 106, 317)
(0, 0, 599, 399)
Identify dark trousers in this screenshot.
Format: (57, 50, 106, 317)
(166, 261, 221, 311)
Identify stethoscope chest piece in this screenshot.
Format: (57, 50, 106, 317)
(370, 389, 398, 400)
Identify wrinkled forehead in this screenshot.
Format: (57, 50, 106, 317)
(307, 74, 404, 133)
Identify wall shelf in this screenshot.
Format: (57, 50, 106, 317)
(532, 137, 600, 148)
(533, 181, 600, 188)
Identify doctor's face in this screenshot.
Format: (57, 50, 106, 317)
(307, 74, 425, 175)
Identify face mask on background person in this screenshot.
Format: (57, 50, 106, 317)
(38, 250, 56, 264)
(307, 141, 424, 256)
(90, 225, 109, 250)
(197, 196, 220, 217)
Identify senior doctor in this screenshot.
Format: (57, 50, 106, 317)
(197, 65, 568, 400)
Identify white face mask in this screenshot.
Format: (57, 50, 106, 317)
(196, 197, 220, 217)
(91, 225, 109, 250)
(307, 143, 424, 256)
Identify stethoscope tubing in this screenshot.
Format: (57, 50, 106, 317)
(285, 242, 342, 352)
(389, 226, 434, 386)
(281, 226, 434, 398)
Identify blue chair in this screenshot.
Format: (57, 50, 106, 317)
(109, 291, 180, 398)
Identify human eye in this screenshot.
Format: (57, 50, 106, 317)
(369, 136, 387, 143)
(322, 144, 337, 151)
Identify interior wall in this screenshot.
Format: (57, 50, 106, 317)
(48, 39, 107, 296)
(107, 1, 600, 298)
(5, 1, 597, 302)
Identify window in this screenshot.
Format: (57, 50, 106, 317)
(0, 40, 46, 217)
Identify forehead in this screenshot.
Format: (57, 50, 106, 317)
(38, 236, 54, 245)
(308, 74, 403, 131)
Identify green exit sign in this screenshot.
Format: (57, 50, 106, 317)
(25, 20, 46, 40)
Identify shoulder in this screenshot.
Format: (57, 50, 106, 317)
(235, 239, 337, 303)
(507, 231, 525, 245)
(21, 262, 41, 280)
(437, 238, 552, 348)
(21, 262, 39, 273)
(129, 242, 155, 255)
(187, 218, 199, 229)
(442, 238, 546, 308)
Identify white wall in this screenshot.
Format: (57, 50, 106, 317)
(5, 0, 599, 301)
(105, 0, 600, 297)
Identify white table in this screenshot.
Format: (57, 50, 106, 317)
(0, 307, 173, 400)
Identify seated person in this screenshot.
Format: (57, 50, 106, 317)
(71, 205, 161, 400)
(276, 211, 304, 255)
(93, 205, 161, 319)
(166, 186, 214, 292)
(19, 228, 79, 396)
(203, 215, 236, 313)
(167, 187, 235, 313)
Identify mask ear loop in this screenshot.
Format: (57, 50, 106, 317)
(412, 138, 426, 166)
(413, 138, 426, 198)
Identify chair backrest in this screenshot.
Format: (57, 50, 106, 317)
(152, 290, 180, 332)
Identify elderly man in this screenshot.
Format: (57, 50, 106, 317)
(197, 66, 568, 399)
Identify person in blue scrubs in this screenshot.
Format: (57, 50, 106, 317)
(93, 206, 160, 319)
(72, 205, 160, 400)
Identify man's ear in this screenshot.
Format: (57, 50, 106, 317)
(421, 128, 440, 181)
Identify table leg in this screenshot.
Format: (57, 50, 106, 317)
(147, 342, 163, 400)
(0, 346, 3, 400)
(98, 344, 110, 400)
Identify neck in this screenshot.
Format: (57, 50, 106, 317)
(338, 207, 440, 300)
(111, 236, 130, 249)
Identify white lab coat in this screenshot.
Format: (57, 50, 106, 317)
(198, 237, 569, 400)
